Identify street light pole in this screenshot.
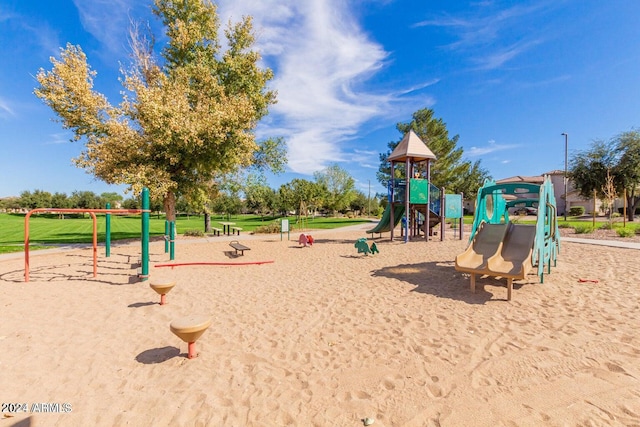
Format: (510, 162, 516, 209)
(561, 132, 568, 221)
(368, 180, 371, 217)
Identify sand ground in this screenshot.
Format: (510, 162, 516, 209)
(1, 224, 639, 426)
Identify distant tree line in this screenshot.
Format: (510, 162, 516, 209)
(0, 164, 385, 221)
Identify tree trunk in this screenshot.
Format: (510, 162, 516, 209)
(204, 212, 211, 232)
(164, 191, 176, 222)
(628, 195, 639, 222)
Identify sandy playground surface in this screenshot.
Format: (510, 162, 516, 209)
(1, 223, 639, 426)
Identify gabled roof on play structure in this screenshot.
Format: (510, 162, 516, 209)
(496, 175, 544, 184)
(387, 130, 437, 162)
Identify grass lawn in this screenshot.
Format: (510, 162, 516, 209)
(0, 213, 371, 254)
(454, 214, 640, 234)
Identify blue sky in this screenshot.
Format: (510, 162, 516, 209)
(1, 0, 639, 198)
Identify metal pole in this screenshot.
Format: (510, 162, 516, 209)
(404, 158, 410, 243)
(593, 189, 596, 227)
(141, 188, 150, 281)
(561, 132, 568, 221)
(460, 192, 464, 240)
(105, 202, 111, 257)
(170, 221, 176, 261)
(164, 220, 169, 253)
(440, 187, 445, 241)
(623, 188, 627, 227)
(368, 180, 371, 217)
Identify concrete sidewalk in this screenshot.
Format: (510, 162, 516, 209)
(561, 237, 640, 250)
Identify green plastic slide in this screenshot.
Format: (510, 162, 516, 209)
(367, 205, 406, 234)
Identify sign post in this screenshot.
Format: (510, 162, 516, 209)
(281, 219, 290, 241)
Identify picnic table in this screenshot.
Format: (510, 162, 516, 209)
(218, 221, 236, 236)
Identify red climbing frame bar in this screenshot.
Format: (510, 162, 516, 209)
(24, 208, 144, 282)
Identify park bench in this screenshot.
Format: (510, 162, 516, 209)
(229, 240, 250, 256)
(210, 227, 222, 236)
(231, 226, 243, 235)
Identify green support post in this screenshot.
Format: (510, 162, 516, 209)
(169, 220, 176, 261)
(141, 188, 150, 281)
(105, 202, 111, 258)
(164, 220, 169, 253)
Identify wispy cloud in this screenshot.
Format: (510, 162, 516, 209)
(217, 0, 420, 175)
(72, 0, 149, 58)
(413, 2, 552, 70)
(44, 133, 72, 145)
(475, 39, 542, 70)
(0, 96, 16, 119)
(467, 139, 519, 157)
(67, 0, 430, 176)
(0, 5, 60, 57)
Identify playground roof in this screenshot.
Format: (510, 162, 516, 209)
(388, 130, 437, 162)
(496, 175, 544, 184)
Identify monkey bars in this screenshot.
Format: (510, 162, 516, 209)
(24, 208, 146, 282)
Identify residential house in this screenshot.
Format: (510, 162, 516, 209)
(497, 171, 602, 215)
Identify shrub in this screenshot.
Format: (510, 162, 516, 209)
(569, 206, 585, 216)
(573, 224, 594, 234)
(558, 223, 572, 228)
(616, 227, 636, 238)
(599, 222, 613, 230)
(184, 229, 204, 237)
(254, 221, 281, 234)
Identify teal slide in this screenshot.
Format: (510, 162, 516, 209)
(367, 205, 406, 234)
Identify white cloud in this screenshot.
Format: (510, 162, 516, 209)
(413, 2, 552, 70)
(467, 139, 518, 156)
(72, 0, 146, 57)
(217, 0, 409, 175)
(44, 133, 72, 145)
(0, 97, 15, 119)
(0, 6, 60, 57)
(475, 39, 541, 70)
(69, 0, 428, 177)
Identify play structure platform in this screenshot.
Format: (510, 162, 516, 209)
(455, 177, 559, 300)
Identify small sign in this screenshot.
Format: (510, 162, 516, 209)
(445, 194, 463, 218)
(281, 219, 289, 232)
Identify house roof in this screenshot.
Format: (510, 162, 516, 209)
(387, 130, 437, 162)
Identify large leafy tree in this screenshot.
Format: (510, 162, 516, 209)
(570, 130, 640, 221)
(244, 174, 277, 218)
(377, 108, 490, 198)
(277, 179, 324, 215)
(314, 164, 356, 214)
(34, 0, 281, 221)
(19, 190, 52, 209)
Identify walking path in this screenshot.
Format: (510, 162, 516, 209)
(561, 237, 640, 250)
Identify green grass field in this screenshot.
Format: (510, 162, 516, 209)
(0, 213, 371, 254)
(3, 212, 638, 255)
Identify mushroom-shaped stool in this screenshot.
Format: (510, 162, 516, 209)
(170, 315, 212, 359)
(149, 280, 176, 305)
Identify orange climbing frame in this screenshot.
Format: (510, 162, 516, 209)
(24, 208, 144, 282)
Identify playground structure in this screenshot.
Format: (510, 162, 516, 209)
(23, 188, 151, 282)
(455, 177, 560, 300)
(368, 130, 463, 242)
